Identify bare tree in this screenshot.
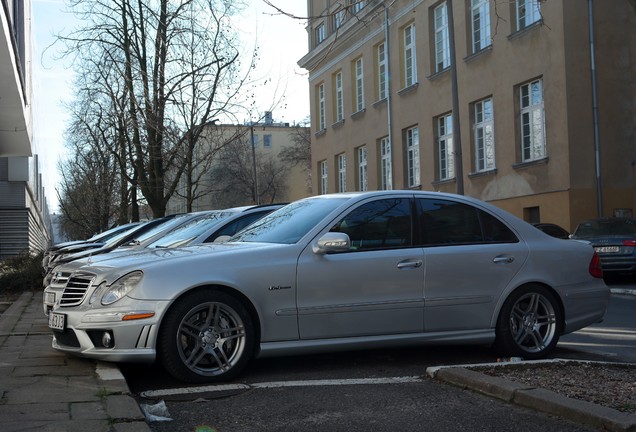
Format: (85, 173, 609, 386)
(57, 0, 253, 217)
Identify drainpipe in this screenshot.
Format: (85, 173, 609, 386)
(447, 0, 464, 195)
(384, 5, 393, 189)
(588, 0, 603, 216)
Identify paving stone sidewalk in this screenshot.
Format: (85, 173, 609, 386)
(0, 291, 150, 432)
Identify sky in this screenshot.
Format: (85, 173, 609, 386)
(31, 0, 310, 212)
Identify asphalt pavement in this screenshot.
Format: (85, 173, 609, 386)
(0, 290, 635, 432)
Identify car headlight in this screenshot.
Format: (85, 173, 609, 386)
(101, 271, 143, 306)
(89, 281, 108, 304)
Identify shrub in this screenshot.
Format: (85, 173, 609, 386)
(0, 251, 44, 294)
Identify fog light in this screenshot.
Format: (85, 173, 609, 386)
(102, 331, 113, 348)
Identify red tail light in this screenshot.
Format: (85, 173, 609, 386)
(589, 252, 603, 278)
(622, 240, 636, 247)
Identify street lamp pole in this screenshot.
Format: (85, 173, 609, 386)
(250, 124, 260, 205)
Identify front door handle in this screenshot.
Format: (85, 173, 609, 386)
(397, 260, 423, 269)
(493, 256, 515, 264)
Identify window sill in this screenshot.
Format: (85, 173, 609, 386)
(398, 82, 419, 96)
(508, 20, 543, 41)
(513, 157, 549, 170)
(314, 129, 327, 138)
(350, 109, 366, 120)
(427, 67, 450, 81)
(463, 45, 493, 64)
(431, 178, 456, 187)
(373, 98, 387, 109)
(331, 119, 345, 129)
(468, 168, 497, 179)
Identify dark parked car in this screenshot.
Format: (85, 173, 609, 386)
(532, 223, 570, 239)
(571, 218, 636, 276)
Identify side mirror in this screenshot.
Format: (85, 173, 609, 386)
(213, 235, 232, 243)
(312, 232, 350, 254)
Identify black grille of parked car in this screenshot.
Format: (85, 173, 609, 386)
(60, 274, 95, 307)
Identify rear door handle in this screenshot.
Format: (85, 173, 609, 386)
(397, 260, 423, 269)
(493, 256, 515, 264)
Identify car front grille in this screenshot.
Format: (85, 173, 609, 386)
(60, 273, 95, 307)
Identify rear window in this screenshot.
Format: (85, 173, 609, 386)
(574, 219, 636, 237)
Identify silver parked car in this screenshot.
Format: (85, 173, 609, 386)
(48, 191, 609, 383)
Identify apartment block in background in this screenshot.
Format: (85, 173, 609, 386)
(299, 0, 636, 231)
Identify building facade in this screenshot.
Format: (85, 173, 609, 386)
(299, 0, 636, 231)
(1, 0, 52, 257)
(168, 115, 311, 213)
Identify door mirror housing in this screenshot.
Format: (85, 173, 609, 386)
(313, 232, 350, 254)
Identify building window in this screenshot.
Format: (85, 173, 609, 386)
(406, 126, 420, 188)
(350, 0, 365, 14)
(263, 134, 272, 148)
(437, 114, 454, 180)
(380, 137, 392, 190)
(357, 146, 368, 191)
(354, 57, 365, 112)
(320, 160, 328, 194)
(315, 23, 325, 45)
(516, 0, 541, 31)
(471, 0, 491, 53)
(251, 134, 259, 147)
(520, 79, 546, 162)
(403, 24, 417, 87)
(334, 9, 346, 30)
(334, 72, 344, 122)
(434, 2, 450, 73)
(318, 83, 326, 131)
(377, 42, 387, 100)
(474, 98, 495, 172)
(338, 154, 347, 192)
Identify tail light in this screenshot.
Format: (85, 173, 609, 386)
(589, 252, 603, 278)
(622, 240, 636, 247)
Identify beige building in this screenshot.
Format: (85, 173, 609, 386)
(168, 114, 311, 213)
(299, 0, 636, 232)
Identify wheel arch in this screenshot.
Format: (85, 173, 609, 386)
(494, 281, 565, 333)
(156, 284, 262, 356)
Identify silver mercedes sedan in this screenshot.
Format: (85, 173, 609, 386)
(48, 191, 609, 383)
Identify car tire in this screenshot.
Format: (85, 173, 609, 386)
(158, 290, 255, 383)
(494, 284, 562, 359)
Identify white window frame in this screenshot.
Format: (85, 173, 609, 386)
(434, 2, 450, 73)
(338, 154, 347, 192)
(355, 58, 365, 112)
(516, 0, 541, 31)
(320, 160, 328, 195)
(315, 23, 325, 45)
(380, 137, 392, 190)
(403, 24, 417, 87)
(471, 0, 491, 53)
(474, 98, 495, 172)
(334, 9, 346, 30)
(406, 126, 420, 187)
(438, 114, 455, 180)
(520, 79, 546, 162)
(377, 42, 387, 100)
(335, 72, 344, 122)
(318, 83, 326, 131)
(358, 146, 368, 191)
(350, 0, 365, 13)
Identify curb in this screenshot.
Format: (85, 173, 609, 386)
(427, 361, 636, 432)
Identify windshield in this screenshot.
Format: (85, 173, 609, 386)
(130, 214, 194, 245)
(574, 219, 636, 237)
(231, 197, 349, 244)
(87, 223, 138, 242)
(147, 212, 234, 248)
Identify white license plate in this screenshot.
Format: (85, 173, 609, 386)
(44, 292, 56, 305)
(595, 246, 620, 253)
(48, 312, 66, 331)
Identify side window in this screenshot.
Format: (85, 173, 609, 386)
(331, 198, 412, 250)
(205, 212, 268, 242)
(416, 198, 517, 246)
